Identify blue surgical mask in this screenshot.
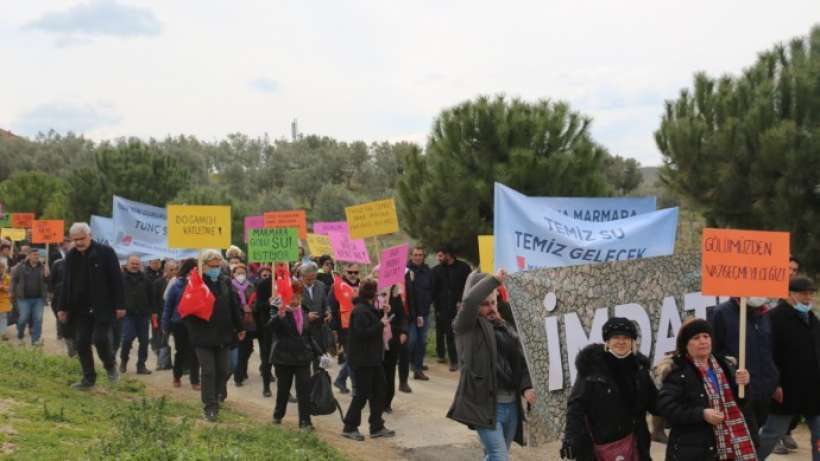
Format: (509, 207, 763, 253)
(794, 302, 812, 314)
(206, 268, 221, 281)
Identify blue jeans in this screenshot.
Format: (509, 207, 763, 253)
(759, 413, 820, 461)
(477, 402, 519, 461)
(16, 298, 44, 343)
(408, 314, 430, 372)
(0, 312, 7, 336)
(120, 314, 150, 368)
(229, 346, 239, 375)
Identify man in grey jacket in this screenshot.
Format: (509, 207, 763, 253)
(300, 262, 330, 373)
(11, 249, 49, 346)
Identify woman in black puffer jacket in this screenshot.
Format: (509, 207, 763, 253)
(561, 317, 658, 461)
(268, 279, 322, 430)
(657, 319, 753, 461)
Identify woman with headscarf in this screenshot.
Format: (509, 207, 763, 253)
(447, 270, 536, 461)
(658, 318, 755, 460)
(231, 263, 256, 387)
(560, 317, 658, 460)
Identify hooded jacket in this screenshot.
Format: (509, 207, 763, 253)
(563, 344, 657, 461)
(446, 272, 532, 446)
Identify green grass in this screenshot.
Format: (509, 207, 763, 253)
(0, 343, 346, 461)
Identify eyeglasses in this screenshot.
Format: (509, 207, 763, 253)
(479, 300, 496, 307)
(346, 271, 359, 275)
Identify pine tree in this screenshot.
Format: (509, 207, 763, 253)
(655, 26, 820, 274)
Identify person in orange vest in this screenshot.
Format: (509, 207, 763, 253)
(330, 262, 360, 394)
(0, 260, 11, 338)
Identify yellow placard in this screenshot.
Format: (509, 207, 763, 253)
(345, 198, 399, 239)
(478, 235, 495, 274)
(167, 205, 232, 249)
(1, 228, 27, 242)
(306, 233, 333, 257)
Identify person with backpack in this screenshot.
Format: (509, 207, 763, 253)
(269, 279, 321, 430)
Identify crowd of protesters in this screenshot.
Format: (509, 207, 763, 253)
(1, 223, 818, 461)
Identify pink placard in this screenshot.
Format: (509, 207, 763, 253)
(377, 243, 409, 291)
(244, 215, 265, 243)
(313, 221, 349, 236)
(328, 231, 371, 264)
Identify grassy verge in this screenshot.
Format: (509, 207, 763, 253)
(0, 343, 346, 461)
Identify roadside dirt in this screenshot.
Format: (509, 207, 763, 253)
(29, 314, 811, 460)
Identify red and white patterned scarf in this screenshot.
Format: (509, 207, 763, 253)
(692, 355, 757, 460)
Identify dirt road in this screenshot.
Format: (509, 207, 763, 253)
(30, 314, 811, 460)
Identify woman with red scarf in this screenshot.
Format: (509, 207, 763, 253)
(658, 318, 756, 460)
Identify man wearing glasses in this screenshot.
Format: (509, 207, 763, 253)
(330, 263, 361, 394)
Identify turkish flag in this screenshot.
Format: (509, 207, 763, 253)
(275, 264, 293, 306)
(178, 268, 216, 321)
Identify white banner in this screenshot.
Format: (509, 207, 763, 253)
(111, 196, 197, 260)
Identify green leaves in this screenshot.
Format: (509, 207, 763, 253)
(656, 25, 820, 274)
(398, 94, 616, 263)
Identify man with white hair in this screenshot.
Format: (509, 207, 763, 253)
(300, 261, 330, 373)
(57, 222, 125, 390)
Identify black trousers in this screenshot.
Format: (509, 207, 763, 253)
(110, 318, 123, 358)
(344, 366, 386, 433)
(195, 346, 228, 412)
(383, 344, 399, 409)
(742, 399, 770, 447)
(257, 326, 274, 389)
(398, 341, 410, 384)
(171, 323, 199, 384)
(236, 331, 256, 383)
(73, 314, 116, 384)
(273, 364, 311, 425)
(435, 309, 457, 365)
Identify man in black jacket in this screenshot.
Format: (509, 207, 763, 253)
(431, 245, 471, 371)
(406, 246, 433, 380)
(758, 276, 820, 460)
(119, 255, 154, 375)
(57, 223, 125, 390)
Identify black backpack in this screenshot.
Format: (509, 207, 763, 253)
(308, 368, 344, 420)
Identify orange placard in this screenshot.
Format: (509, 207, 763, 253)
(701, 228, 790, 298)
(31, 220, 65, 244)
(11, 213, 35, 228)
(263, 210, 307, 239)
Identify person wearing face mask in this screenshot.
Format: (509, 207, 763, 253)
(253, 266, 276, 397)
(447, 270, 536, 461)
(708, 296, 778, 451)
(231, 263, 256, 387)
(183, 250, 245, 422)
(758, 276, 820, 460)
(560, 318, 658, 460)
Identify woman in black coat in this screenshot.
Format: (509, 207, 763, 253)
(341, 279, 395, 442)
(269, 280, 322, 430)
(253, 266, 275, 397)
(380, 284, 408, 413)
(184, 250, 245, 422)
(657, 319, 754, 461)
(561, 317, 658, 461)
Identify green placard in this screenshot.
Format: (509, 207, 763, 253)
(0, 214, 10, 228)
(248, 227, 299, 263)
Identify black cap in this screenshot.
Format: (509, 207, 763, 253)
(602, 317, 638, 341)
(676, 318, 713, 356)
(789, 276, 817, 293)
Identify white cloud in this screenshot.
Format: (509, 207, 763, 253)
(12, 101, 122, 137)
(25, 0, 161, 45)
(249, 78, 279, 93)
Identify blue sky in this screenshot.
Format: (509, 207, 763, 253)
(2, 1, 819, 166)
